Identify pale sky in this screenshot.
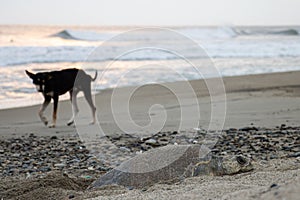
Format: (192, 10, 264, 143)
(0, 0, 299, 26)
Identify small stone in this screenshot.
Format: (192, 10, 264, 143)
(29, 133, 36, 137)
(54, 163, 66, 168)
(291, 147, 300, 152)
(40, 166, 51, 172)
(119, 146, 131, 152)
(12, 153, 20, 157)
(239, 127, 258, 131)
(188, 139, 194, 143)
(51, 136, 58, 140)
(22, 164, 29, 169)
(128, 186, 134, 190)
(270, 183, 278, 188)
(269, 154, 278, 159)
(81, 175, 92, 179)
(282, 145, 292, 151)
(287, 152, 300, 158)
(250, 143, 259, 151)
(145, 139, 157, 145)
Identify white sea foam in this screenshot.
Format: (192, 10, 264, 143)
(1, 37, 300, 66)
(1, 26, 300, 109)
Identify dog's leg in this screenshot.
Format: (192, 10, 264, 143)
(39, 96, 51, 126)
(67, 90, 79, 126)
(49, 95, 58, 128)
(83, 88, 96, 125)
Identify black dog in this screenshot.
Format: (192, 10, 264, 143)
(25, 68, 97, 127)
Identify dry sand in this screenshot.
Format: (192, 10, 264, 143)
(0, 71, 300, 199)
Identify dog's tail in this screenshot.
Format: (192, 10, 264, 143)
(92, 71, 98, 81)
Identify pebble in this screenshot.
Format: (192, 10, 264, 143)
(107, 126, 300, 162)
(1, 126, 300, 179)
(287, 152, 300, 158)
(145, 139, 157, 145)
(119, 146, 131, 152)
(0, 135, 108, 179)
(270, 183, 278, 188)
(54, 163, 66, 168)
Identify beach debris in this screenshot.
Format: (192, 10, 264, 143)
(89, 145, 253, 189)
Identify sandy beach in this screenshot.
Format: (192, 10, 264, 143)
(1, 71, 300, 199)
(1, 70, 300, 137)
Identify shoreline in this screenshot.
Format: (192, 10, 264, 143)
(1, 70, 300, 112)
(0, 70, 300, 139)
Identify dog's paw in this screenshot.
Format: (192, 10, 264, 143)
(67, 120, 74, 126)
(40, 117, 48, 126)
(48, 124, 56, 128)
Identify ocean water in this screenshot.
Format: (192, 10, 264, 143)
(0, 25, 300, 109)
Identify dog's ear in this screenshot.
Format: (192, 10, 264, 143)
(25, 70, 35, 79)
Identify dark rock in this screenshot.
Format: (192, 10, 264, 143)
(270, 183, 278, 188)
(239, 127, 259, 131)
(40, 166, 51, 172)
(51, 136, 58, 140)
(287, 152, 300, 158)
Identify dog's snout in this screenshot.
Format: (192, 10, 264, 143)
(35, 84, 44, 92)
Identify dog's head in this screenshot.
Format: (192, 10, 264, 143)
(25, 70, 52, 92)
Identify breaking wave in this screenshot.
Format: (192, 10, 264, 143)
(237, 28, 299, 36)
(52, 30, 116, 41)
(52, 27, 299, 42)
(269, 29, 299, 36)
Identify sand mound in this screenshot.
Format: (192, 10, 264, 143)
(0, 172, 92, 199)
